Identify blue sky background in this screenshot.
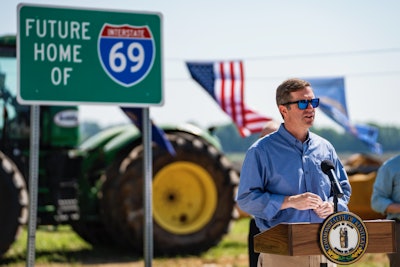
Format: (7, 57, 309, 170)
(1, 0, 400, 129)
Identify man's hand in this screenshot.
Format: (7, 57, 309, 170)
(314, 201, 334, 219)
(281, 192, 323, 210)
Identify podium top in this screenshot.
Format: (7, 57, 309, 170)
(254, 220, 395, 256)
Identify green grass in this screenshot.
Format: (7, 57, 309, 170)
(1, 219, 250, 266)
(200, 218, 249, 260)
(2, 225, 93, 266)
(0, 218, 389, 267)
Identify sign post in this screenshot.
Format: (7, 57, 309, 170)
(18, 4, 163, 267)
(26, 105, 39, 267)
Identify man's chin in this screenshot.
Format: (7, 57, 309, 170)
(304, 118, 314, 126)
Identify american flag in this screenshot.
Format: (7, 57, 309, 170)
(186, 61, 272, 137)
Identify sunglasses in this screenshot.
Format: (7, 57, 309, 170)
(281, 98, 320, 110)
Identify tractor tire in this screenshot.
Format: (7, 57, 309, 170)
(98, 160, 133, 249)
(101, 131, 238, 255)
(0, 151, 28, 257)
(72, 143, 139, 248)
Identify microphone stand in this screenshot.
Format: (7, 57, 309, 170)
(331, 183, 342, 214)
(319, 186, 341, 267)
(333, 192, 339, 213)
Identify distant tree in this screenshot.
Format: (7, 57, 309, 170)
(212, 122, 400, 154)
(212, 123, 259, 153)
(375, 124, 400, 152)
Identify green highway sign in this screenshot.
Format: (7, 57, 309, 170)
(17, 4, 163, 106)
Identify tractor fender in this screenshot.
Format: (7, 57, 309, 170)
(101, 122, 224, 164)
(78, 124, 135, 153)
(161, 122, 223, 151)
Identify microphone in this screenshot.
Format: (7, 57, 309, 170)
(321, 160, 344, 198)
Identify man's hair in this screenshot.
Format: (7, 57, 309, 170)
(275, 78, 311, 106)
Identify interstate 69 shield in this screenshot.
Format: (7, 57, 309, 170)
(98, 24, 155, 87)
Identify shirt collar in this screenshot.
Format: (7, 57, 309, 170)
(278, 124, 310, 142)
(278, 124, 311, 151)
(278, 124, 297, 145)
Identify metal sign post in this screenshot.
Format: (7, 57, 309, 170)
(142, 108, 153, 267)
(26, 105, 40, 267)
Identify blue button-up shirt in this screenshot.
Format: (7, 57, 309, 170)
(236, 124, 351, 232)
(371, 154, 400, 220)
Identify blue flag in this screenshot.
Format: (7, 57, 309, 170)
(121, 107, 176, 156)
(306, 77, 382, 154)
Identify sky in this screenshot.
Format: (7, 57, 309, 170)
(1, 0, 400, 130)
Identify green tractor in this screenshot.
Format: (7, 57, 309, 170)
(0, 35, 238, 257)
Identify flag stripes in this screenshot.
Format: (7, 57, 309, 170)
(187, 61, 272, 137)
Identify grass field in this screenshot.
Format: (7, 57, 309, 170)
(0, 218, 389, 267)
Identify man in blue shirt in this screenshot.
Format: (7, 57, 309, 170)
(371, 154, 400, 267)
(236, 78, 351, 267)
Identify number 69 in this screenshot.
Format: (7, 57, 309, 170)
(109, 41, 144, 73)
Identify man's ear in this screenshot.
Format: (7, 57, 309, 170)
(278, 105, 287, 118)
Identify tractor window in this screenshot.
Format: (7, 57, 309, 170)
(0, 56, 30, 139)
(0, 57, 17, 129)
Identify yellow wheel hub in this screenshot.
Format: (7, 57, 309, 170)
(153, 161, 218, 235)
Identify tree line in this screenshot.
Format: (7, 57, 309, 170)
(212, 123, 400, 154)
(81, 120, 400, 155)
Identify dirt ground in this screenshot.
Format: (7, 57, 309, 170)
(20, 253, 388, 267)
(9, 254, 249, 267)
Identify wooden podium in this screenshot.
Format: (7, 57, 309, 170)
(254, 220, 396, 256)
